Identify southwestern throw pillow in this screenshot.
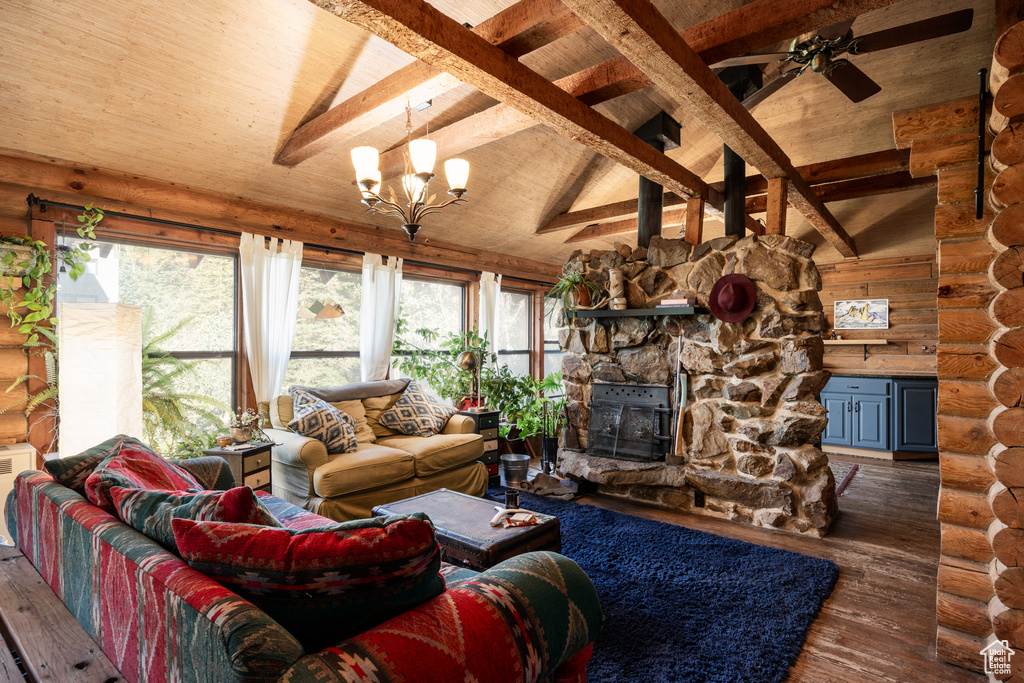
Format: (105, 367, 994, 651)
(44, 434, 154, 494)
(84, 444, 203, 513)
(111, 486, 282, 553)
(377, 381, 456, 437)
(172, 512, 444, 651)
(288, 389, 359, 454)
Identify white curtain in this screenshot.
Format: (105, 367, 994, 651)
(360, 253, 403, 381)
(59, 303, 143, 456)
(479, 271, 502, 358)
(239, 233, 303, 403)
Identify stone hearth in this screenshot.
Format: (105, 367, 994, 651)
(557, 233, 837, 537)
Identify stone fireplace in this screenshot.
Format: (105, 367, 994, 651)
(557, 233, 837, 537)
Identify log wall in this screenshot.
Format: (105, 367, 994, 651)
(893, 18, 1024, 675)
(0, 184, 33, 456)
(819, 254, 938, 376)
(984, 17, 1024, 680)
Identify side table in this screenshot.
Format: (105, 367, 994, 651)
(458, 409, 500, 482)
(201, 442, 273, 493)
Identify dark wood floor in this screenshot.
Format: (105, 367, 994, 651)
(570, 456, 985, 683)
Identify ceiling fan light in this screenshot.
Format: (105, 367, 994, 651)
(445, 158, 469, 191)
(408, 138, 437, 175)
(351, 146, 380, 181)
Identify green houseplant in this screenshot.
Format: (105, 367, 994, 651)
(548, 272, 601, 326)
(142, 312, 229, 455)
(0, 203, 102, 344)
(518, 372, 568, 472)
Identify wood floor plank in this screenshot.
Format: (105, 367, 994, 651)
(0, 630, 23, 682)
(0, 545, 123, 682)
(573, 455, 986, 682)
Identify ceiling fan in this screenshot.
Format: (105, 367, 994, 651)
(711, 8, 974, 107)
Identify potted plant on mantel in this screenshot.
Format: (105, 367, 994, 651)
(518, 372, 568, 473)
(548, 272, 601, 326)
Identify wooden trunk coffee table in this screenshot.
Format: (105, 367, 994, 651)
(372, 489, 561, 571)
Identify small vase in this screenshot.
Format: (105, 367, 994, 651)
(542, 435, 559, 474)
(230, 427, 251, 444)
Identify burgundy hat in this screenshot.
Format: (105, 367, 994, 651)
(708, 274, 756, 322)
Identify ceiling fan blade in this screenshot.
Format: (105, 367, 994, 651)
(817, 18, 856, 41)
(854, 9, 974, 53)
(742, 72, 795, 110)
(824, 61, 882, 103)
(709, 52, 789, 69)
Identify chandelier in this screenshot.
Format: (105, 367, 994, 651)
(350, 106, 469, 242)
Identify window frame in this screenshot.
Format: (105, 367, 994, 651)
(496, 287, 533, 374)
(56, 233, 241, 411)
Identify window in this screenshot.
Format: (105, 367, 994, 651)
(497, 290, 531, 376)
(58, 240, 237, 430)
(391, 277, 465, 395)
(544, 297, 566, 377)
(397, 277, 464, 348)
(284, 266, 362, 389)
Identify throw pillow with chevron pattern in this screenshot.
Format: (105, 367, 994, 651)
(288, 389, 358, 454)
(378, 381, 456, 437)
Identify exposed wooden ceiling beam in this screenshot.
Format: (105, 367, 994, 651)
(276, 0, 582, 166)
(712, 148, 911, 196)
(563, 171, 933, 245)
(744, 171, 936, 212)
(308, 0, 711, 204)
(378, 0, 903, 177)
(565, 208, 688, 244)
(561, 0, 857, 258)
(541, 149, 911, 235)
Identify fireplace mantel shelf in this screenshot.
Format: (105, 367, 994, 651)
(576, 306, 699, 318)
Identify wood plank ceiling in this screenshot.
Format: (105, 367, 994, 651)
(0, 0, 997, 265)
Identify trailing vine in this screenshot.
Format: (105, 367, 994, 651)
(0, 203, 101, 343)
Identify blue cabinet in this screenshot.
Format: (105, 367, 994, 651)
(821, 377, 891, 451)
(820, 376, 938, 454)
(821, 394, 852, 445)
(892, 378, 938, 452)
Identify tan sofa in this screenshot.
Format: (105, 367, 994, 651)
(266, 379, 488, 521)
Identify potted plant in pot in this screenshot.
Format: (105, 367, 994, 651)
(548, 272, 601, 326)
(518, 372, 568, 473)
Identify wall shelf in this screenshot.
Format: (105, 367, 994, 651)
(823, 338, 888, 360)
(576, 306, 698, 318)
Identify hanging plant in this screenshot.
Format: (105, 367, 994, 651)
(0, 204, 102, 344)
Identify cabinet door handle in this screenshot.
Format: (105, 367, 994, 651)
(855, 402, 860, 413)
(847, 403, 852, 413)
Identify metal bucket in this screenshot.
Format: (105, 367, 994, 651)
(500, 453, 531, 486)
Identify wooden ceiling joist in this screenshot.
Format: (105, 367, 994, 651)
(377, 0, 903, 181)
(307, 0, 711, 203)
(540, 149, 911, 235)
(560, 0, 857, 258)
(276, 0, 582, 166)
(560, 170, 933, 245)
(745, 171, 935, 213)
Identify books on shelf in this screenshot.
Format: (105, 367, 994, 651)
(656, 299, 696, 307)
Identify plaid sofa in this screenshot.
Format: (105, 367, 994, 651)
(5, 466, 602, 683)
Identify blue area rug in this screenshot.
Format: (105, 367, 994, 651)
(486, 488, 838, 683)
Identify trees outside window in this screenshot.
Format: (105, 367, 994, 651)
(498, 290, 531, 376)
(284, 266, 361, 389)
(58, 240, 237, 443)
(544, 297, 566, 376)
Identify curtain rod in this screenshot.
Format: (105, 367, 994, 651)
(26, 195, 555, 286)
